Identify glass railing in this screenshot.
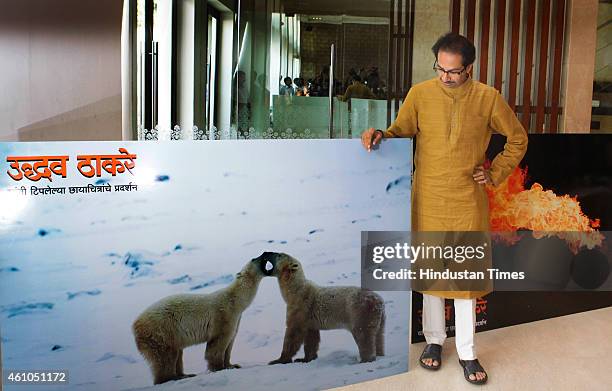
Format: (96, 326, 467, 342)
(137, 97, 398, 141)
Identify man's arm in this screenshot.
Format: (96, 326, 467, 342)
(338, 85, 352, 102)
(361, 86, 418, 151)
(383, 87, 419, 138)
(488, 91, 528, 186)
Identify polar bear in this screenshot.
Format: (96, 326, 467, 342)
(255, 252, 385, 364)
(132, 256, 270, 384)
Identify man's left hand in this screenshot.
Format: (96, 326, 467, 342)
(473, 165, 493, 185)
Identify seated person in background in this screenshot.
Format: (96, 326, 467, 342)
(338, 75, 376, 102)
(344, 68, 359, 91)
(314, 66, 331, 96)
(366, 67, 381, 93)
(294, 77, 309, 96)
(279, 77, 295, 96)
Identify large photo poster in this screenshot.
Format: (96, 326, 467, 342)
(0, 140, 412, 390)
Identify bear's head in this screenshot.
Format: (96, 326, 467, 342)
(237, 253, 275, 282)
(252, 252, 304, 284)
(248, 251, 280, 278)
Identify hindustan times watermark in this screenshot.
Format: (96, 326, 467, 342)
(372, 268, 524, 281)
(361, 231, 612, 292)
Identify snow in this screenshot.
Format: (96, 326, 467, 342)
(0, 139, 413, 390)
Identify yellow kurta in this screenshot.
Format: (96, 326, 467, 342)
(340, 82, 377, 101)
(384, 77, 528, 299)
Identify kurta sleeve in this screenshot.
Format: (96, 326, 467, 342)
(341, 86, 353, 101)
(488, 91, 528, 186)
(383, 87, 418, 138)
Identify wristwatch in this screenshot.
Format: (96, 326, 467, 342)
(375, 129, 384, 138)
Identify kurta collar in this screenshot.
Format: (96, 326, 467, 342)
(436, 76, 473, 98)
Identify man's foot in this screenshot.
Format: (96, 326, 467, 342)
(419, 343, 442, 370)
(459, 359, 488, 384)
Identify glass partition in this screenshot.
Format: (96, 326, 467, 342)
(232, 0, 391, 139)
(592, 0, 612, 133)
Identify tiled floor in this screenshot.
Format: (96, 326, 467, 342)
(334, 306, 612, 391)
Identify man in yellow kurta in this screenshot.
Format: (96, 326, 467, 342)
(338, 75, 377, 102)
(362, 32, 527, 385)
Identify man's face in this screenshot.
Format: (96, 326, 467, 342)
(435, 50, 472, 88)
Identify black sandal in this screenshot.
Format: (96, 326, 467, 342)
(459, 359, 488, 385)
(419, 343, 442, 370)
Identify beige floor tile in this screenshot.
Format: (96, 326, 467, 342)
(331, 306, 612, 391)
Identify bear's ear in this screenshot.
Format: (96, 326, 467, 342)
(290, 263, 300, 271)
(236, 271, 243, 279)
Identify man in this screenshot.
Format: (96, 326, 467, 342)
(361, 32, 527, 385)
(338, 75, 376, 102)
(279, 76, 295, 96)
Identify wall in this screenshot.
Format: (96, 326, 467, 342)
(594, 1, 611, 83)
(412, 0, 450, 85)
(562, 0, 598, 133)
(300, 22, 388, 83)
(0, 0, 123, 141)
(298, 0, 449, 89)
(342, 23, 389, 82)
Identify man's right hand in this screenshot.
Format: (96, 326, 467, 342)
(361, 128, 383, 152)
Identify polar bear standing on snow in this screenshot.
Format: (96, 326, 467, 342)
(132, 256, 270, 384)
(256, 252, 386, 364)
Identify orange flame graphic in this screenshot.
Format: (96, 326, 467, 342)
(486, 166, 604, 253)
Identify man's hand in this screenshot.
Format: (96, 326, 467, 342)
(473, 165, 493, 185)
(361, 128, 383, 152)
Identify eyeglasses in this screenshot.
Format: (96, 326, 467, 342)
(432, 61, 466, 77)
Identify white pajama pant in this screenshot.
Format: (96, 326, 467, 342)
(422, 294, 477, 360)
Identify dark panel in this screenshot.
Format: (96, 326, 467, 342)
(451, 0, 461, 34)
(535, 0, 551, 133)
(494, 0, 506, 91)
(402, 0, 416, 95)
(396, 0, 403, 103)
(193, 0, 209, 129)
(515, 105, 562, 114)
(386, 0, 415, 126)
(479, 0, 491, 83)
(144, 0, 154, 130)
(130, 0, 138, 138)
(396, 0, 403, 101)
(466, 0, 476, 42)
(171, 0, 178, 127)
(520, 0, 536, 131)
(386, 0, 394, 127)
(508, 0, 521, 111)
(406, 0, 416, 89)
(412, 292, 612, 343)
(550, 0, 566, 134)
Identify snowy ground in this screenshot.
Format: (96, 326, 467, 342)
(0, 139, 412, 391)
